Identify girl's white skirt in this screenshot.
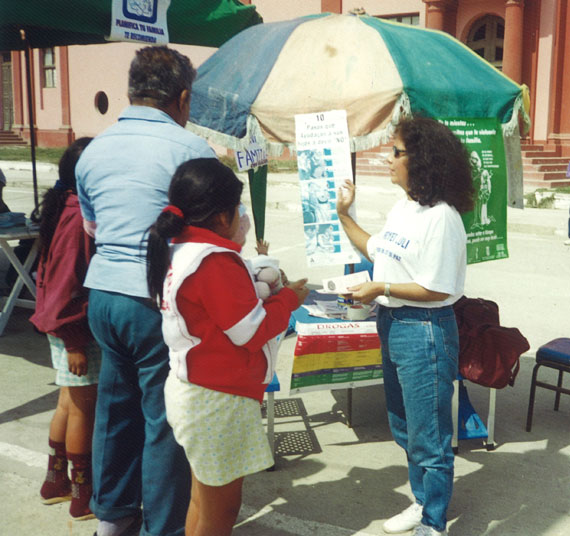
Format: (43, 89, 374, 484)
(164, 370, 273, 486)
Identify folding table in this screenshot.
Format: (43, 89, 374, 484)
(287, 291, 496, 450)
(0, 225, 39, 335)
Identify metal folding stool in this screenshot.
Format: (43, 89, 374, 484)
(526, 338, 570, 432)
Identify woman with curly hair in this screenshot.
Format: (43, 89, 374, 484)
(336, 117, 474, 536)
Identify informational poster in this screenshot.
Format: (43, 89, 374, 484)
(295, 110, 361, 267)
(290, 321, 383, 394)
(109, 0, 170, 45)
(439, 117, 508, 264)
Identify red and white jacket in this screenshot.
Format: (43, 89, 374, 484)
(161, 226, 298, 403)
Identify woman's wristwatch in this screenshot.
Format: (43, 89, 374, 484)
(384, 282, 391, 297)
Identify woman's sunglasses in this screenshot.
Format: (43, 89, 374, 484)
(392, 146, 408, 158)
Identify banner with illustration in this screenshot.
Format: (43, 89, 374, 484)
(290, 321, 383, 394)
(439, 117, 508, 264)
(294, 110, 361, 267)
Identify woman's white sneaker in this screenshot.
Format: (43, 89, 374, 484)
(383, 502, 423, 533)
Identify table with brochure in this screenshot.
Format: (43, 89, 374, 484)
(288, 285, 495, 449)
(287, 287, 382, 426)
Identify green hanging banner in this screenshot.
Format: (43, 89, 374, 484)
(439, 117, 509, 264)
(247, 164, 268, 240)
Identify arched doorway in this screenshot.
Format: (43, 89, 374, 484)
(466, 15, 505, 70)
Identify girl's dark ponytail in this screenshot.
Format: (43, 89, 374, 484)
(146, 158, 243, 303)
(146, 206, 186, 303)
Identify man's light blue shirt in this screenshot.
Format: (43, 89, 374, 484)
(76, 105, 216, 298)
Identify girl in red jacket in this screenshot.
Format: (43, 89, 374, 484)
(146, 158, 308, 536)
(30, 137, 99, 520)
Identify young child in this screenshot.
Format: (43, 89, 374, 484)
(146, 158, 308, 536)
(231, 206, 286, 300)
(30, 137, 100, 521)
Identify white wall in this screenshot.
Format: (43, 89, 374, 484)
(68, 42, 217, 139)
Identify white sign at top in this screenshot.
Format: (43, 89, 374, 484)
(108, 0, 170, 45)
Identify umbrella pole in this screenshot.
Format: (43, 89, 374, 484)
(20, 30, 39, 211)
(348, 151, 357, 273)
(351, 152, 357, 187)
(345, 151, 358, 428)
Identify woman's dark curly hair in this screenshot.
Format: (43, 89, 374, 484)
(395, 117, 475, 213)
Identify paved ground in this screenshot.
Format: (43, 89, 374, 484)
(0, 162, 568, 535)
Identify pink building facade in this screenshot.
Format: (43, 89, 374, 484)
(1, 0, 569, 157)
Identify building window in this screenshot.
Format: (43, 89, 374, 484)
(42, 48, 56, 88)
(467, 15, 504, 70)
(95, 91, 109, 115)
(379, 14, 420, 26)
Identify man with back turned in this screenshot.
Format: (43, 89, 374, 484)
(76, 45, 215, 536)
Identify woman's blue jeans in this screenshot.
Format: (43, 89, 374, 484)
(376, 305, 458, 533)
(88, 290, 190, 536)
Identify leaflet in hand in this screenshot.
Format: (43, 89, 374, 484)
(317, 271, 371, 294)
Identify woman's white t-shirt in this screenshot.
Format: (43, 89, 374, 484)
(367, 198, 467, 308)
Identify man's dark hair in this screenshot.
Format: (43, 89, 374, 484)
(128, 46, 196, 107)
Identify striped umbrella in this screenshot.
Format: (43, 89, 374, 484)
(187, 13, 530, 238)
(188, 13, 529, 155)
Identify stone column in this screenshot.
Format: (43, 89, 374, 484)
(10, 51, 24, 134)
(503, 0, 524, 83)
(423, 0, 458, 35)
(321, 0, 342, 14)
(58, 47, 73, 144)
(548, 0, 570, 155)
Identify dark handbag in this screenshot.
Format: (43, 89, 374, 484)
(453, 296, 530, 389)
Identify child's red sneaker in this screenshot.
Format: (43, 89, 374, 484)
(40, 440, 71, 504)
(68, 452, 95, 521)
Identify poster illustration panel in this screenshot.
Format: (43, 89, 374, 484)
(295, 110, 360, 267)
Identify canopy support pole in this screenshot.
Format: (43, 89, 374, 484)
(20, 30, 39, 211)
(247, 164, 268, 240)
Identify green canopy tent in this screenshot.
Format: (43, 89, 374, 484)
(0, 0, 262, 49)
(0, 0, 262, 207)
